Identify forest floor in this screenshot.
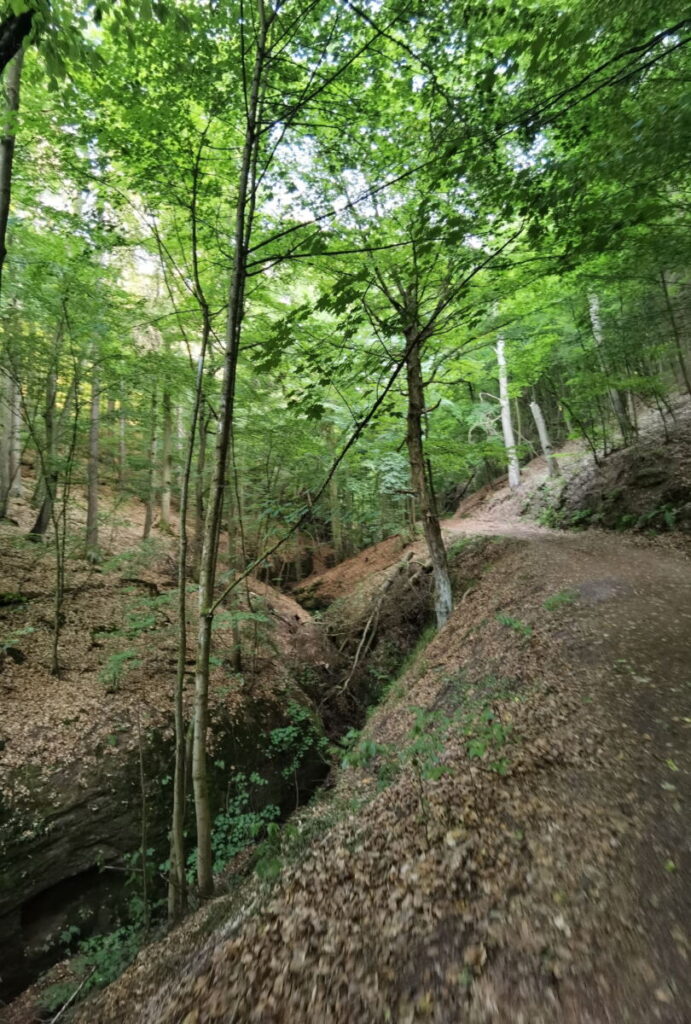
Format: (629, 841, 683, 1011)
(71, 468, 691, 1021)
(0, 480, 334, 782)
(4, 407, 691, 1023)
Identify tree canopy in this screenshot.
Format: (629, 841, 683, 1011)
(1, 0, 690, 906)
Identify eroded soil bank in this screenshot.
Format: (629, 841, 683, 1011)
(0, 507, 448, 1007)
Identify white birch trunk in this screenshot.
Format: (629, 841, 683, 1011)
(496, 335, 520, 488)
(529, 400, 560, 478)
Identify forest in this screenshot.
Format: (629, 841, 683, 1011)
(0, 0, 690, 1021)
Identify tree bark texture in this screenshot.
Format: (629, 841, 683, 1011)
(192, 0, 270, 898)
(29, 366, 58, 537)
(529, 400, 560, 478)
(8, 372, 20, 496)
(143, 390, 158, 540)
(0, 368, 11, 517)
(160, 389, 173, 530)
(405, 330, 453, 629)
(0, 47, 23, 293)
(85, 365, 100, 561)
(168, 348, 208, 920)
(660, 271, 691, 400)
(496, 335, 521, 489)
(588, 293, 634, 443)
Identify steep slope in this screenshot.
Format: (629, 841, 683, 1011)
(0, 493, 337, 1002)
(73, 528, 691, 1024)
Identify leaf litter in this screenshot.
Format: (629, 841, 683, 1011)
(65, 526, 691, 1024)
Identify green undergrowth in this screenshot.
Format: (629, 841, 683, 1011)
(38, 552, 512, 1014)
(39, 698, 330, 1016)
(253, 670, 520, 880)
(496, 612, 533, 637)
(39, 853, 158, 1014)
(342, 672, 516, 786)
(539, 500, 685, 533)
(543, 589, 578, 611)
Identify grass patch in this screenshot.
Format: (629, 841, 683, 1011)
(543, 589, 578, 611)
(495, 612, 533, 637)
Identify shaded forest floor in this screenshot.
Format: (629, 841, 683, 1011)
(3, 403, 691, 1022)
(74, 527, 691, 1020)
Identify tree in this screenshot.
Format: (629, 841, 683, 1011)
(496, 334, 521, 488)
(0, 45, 23, 291)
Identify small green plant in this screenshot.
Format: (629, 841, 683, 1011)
(59, 923, 81, 947)
(463, 705, 511, 775)
(342, 734, 394, 773)
(267, 699, 330, 805)
(540, 506, 600, 530)
(637, 503, 679, 532)
(403, 707, 451, 783)
(41, 923, 145, 1013)
(496, 612, 532, 637)
(98, 649, 141, 692)
(537, 506, 561, 528)
(124, 593, 171, 637)
(447, 536, 476, 560)
(212, 608, 271, 632)
(254, 788, 366, 884)
(186, 771, 280, 881)
(255, 820, 297, 881)
(40, 850, 160, 1015)
(100, 537, 167, 574)
(0, 623, 34, 655)
(543, 589, 577, 611)
(401, 707, 454, 846)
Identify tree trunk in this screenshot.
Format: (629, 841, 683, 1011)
(160, 389, 173, 531)
(106, 394, 116, 478)
(176, 404, 185, 489)
(168, 348, 208, 921)
(225, 443, 243, 673)
(192, 2, 270, 899)
(8, 372, 20, 496)
(193, 407, 207, 576)
(328, 456, 342, 560)
(29, 366, 58, 537)
(496, 334, 520, 488)
(85, 364, 100, 562)
(660, 271, 691, 400)
(588, 293, 633, 442)
(143, 389, 158, 540)
(118, 388, 127, 488)
(0, 11, 33, 78)
(0, 46, 23, 295)
(405, 330, 453, 628)
(529, 400, 560, 478)
(0, 368, 11, 517)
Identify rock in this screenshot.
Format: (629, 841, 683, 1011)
(0, 704, 328, 1002)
